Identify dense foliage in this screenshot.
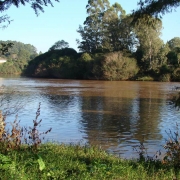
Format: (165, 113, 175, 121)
(1, 0, 180, 81)
(133, 0, 180, 19)
(25, 48, 139, 80)
(76, 1, 136, 53)
(23, 0, 180, 81)
(49, 40, 69, 51)
(0, 41, 38, 74)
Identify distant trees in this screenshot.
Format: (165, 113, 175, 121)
(1, 0, 180, 81)
(0, 42, 14, 55)
(0, 41, 38, 74)
(168, 37, 180, 51)
(75, 0, 180, 81)
(25, 49, 138, 80)
(77, 0, 110, 53)
(167, 37, 180, 66)
(48, 40, 69, 51)
(134, 17, 166, 71)
(77, 0, 136, 53)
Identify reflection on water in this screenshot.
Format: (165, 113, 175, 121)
(0, 77, 179, 158)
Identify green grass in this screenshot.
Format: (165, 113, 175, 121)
(0, 143, 179, 180)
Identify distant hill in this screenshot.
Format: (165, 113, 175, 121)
(0, 41, 38, 74)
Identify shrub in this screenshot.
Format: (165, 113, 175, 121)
(172, 68, 180, 81)
(159, 73, 171, 82)
(162, 125, 180, 169)
(0, 103, 51, 153)
(100, 52, 139, 80)
(79, 53, 92, 61)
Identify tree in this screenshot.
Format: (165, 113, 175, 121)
(134, 17, 165, 71)
(77, 0, 110, 53)
(77, 1, 136, 53)
(48, 40, 69, 51)
(167, 37, 180, 51)
(167, 37, 180, 66)
(0, 40, 38, 74)
(0, 42, 13, 55)
(102, 3, 136, 52)
(132, 0, 180, 20)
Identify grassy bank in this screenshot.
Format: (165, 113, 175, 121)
(0, 103, 180, 179)
(0, 143, 179, 180)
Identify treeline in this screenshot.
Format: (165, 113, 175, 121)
(2, 0, 180, 81)
(25, 0, 180, 81)
(24, 37, 180, 81)
(25, 48, 138, 80)
(0, 41, 38, 74)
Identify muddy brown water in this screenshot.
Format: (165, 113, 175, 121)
(0, 77, 180, 159)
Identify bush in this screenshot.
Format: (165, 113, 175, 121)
(100, 52, 139, 80)
(159, 73, 171, 82)
(172, 68, 180, 81)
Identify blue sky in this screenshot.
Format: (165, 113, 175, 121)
(1, 0, 180, 53)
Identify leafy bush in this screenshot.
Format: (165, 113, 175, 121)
(0, 103, 51, 153)
(172, 68, 180, 81)
(162, 125, 180, 169)
(159, 73, 171, 82)
(100, 52, 139, 80)
(0, 41, 38, 75)
(25, 48, 78, 78)
(80, 53, 92, 61)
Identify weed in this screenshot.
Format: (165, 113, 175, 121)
(0, 103, 51, 153)
(163, 124, 180, 168)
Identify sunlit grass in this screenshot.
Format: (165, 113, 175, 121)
(0, 143, 179, 180)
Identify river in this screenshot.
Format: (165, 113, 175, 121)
(0, 77, 180, 159)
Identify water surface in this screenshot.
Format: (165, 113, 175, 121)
(0, 77, 179, 159)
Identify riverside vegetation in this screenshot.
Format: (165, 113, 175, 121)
(0, 98, 180, 179)
(1, 0, 180, 81)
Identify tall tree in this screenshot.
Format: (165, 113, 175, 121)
(167, 37, 180, 66)
(77, 1, 136, 53)
(167, 37, 180, 51)
(134, 17, 165, 70)
(77, 0, 110, 53)
(49, 40, 69, 51)
(103, 4, 137, 52)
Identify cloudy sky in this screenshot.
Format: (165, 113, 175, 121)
(1, 0, 180, 53)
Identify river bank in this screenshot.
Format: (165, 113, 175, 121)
(0, 143, 179, 180)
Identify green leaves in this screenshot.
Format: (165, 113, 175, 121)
(49, 40, 69, 51)
(0, 42, 14, 55)
(37, 155, 46, 171)
(0, 153, 16, 174)
(77, 1, 134, 53)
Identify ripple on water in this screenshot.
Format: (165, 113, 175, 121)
(1, 78, 180, 159)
